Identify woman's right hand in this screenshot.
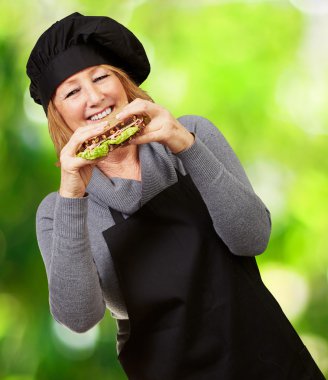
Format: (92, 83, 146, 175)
(59, 121, 108, 198)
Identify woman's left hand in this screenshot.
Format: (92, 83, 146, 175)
(116, 99, 195, 154)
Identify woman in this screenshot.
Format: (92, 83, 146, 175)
(27, 12, 325, 380)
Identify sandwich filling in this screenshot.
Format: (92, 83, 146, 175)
(77, 115, 147, 160)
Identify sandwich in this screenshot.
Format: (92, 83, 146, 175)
(76, 107, 149, 160)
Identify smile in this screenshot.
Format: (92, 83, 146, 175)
(89, 107, 113, 121)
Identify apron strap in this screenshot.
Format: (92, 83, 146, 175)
(109, 207, 125, 224)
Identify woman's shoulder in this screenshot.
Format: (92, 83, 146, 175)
(177, 114, 226, 141)
(177, 114, 220, 132)
(178, 114, 210, 128)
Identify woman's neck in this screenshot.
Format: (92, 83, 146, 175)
(96, 144, 141, 181)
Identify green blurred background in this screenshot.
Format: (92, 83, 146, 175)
(0, 0, 327, 379)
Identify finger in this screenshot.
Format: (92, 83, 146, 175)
(130, 130, 162, 146)
(62, 153, 107, 174)
(116, 99, 160, 120)
(66, 120, 109, 152)
(138, 119, 161, 134)
(74, 120, 109, 140)
(68, 149, 120, 171)
(74, 156, 104, 167)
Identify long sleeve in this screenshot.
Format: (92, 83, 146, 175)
(176, 115, 271, 256)
(36, 193, 106, 332)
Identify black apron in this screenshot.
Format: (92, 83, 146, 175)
(102, 171, 325, 380)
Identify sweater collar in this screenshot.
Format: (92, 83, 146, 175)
(86, 142, 177, 214)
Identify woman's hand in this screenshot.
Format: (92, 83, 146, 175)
(116, 99, 195, 154)
(59, 120, 108, 198)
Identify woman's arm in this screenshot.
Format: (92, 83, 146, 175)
(116, 100, 271, 257)
(36, 192, 106, 332)
(35, 119, 112, 331)
(176, 115, 271, 257)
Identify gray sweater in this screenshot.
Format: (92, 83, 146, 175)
(36, 115, 271, 333)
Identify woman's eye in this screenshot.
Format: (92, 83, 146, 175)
(65, 88, 80, 99)
(94, 74, 109, 82)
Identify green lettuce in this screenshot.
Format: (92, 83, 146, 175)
(77, 126, 139, 160)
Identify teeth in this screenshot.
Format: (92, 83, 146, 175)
(90, 107, 112, 121)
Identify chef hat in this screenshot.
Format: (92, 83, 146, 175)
(26, 12, 150, 113)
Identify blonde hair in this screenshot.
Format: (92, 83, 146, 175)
(47, 65, 153, 157)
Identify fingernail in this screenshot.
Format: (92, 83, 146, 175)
(116, 113, 122, 120)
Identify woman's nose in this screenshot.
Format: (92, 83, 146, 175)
(85, 83, 105, 106)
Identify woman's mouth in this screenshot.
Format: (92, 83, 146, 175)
(88, 106, 113, 121)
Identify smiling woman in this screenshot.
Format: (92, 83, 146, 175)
(26, 12, 325, 380)
(53, 66, 128, 131)
(47, 64, 153, 157)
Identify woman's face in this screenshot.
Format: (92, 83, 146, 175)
(53, 65, 128, 131)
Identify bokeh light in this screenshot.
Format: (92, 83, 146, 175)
(246, 160, 294, 219)
(260, 264, 309, 321)
(23, 89, 47, 126)
(276, 68, 328, 136)
(52, 320, 100, 360)
(289, 0, 328, 15)
(0, 293, 25, 340)
(300, 334, 328, 374)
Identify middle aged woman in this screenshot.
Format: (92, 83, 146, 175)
(27, 12, 325, 380)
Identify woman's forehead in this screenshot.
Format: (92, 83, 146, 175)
(55, 66, 114, 97)
(62, 65, 108, 85)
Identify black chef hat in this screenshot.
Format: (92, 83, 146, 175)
(26, 12, 150, 113)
